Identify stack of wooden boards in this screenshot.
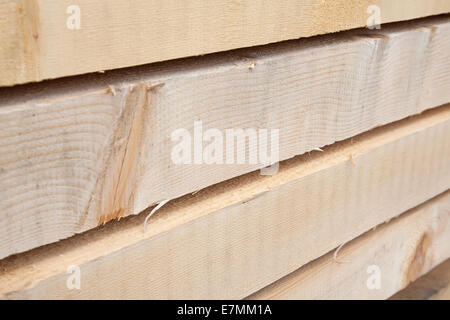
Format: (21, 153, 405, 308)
(0, 1, 449, 299)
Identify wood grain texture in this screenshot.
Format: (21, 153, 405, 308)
(0, 105, 449, 299)
(1, 0, 449, 86)
(390, 259, 450, 300)
(1, 17, 449, 259)
(0, 0, 450, 86)
(248, 193, 450, 300)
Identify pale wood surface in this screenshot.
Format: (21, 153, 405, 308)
(1, 17, 449, 259)
(390, 259, 450, 300)
(1, 0, 449, 86)
(1, 105, 449, 299)
(248, 194, 450, 300)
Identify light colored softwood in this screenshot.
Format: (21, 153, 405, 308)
(1, 17, 449, 259)
(1, 105, 450, 299)
(248, 194, 450, 300)
(390, 259, 450, 300)
(1, 0, 449, 86)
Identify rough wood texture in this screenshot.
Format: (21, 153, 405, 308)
(248, 193, 450, 300)
(1, 105, 449, 299)
(1, 0, 449, 86)
(390, 259, 450, 300)
(1, 17, 449, 259)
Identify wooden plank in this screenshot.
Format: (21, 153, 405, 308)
(247, 194, 450, 300)
(1, 105, 449, 299)
(1, 0, 449, 86)
(1, 17, 449, 259)
(390, 259, 450, 300)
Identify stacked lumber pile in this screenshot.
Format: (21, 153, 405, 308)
(0, 1, 449, 299)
